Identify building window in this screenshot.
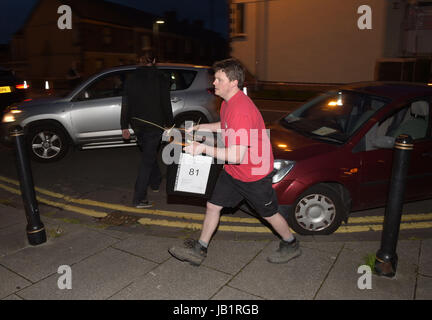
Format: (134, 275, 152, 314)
(230, 2, 246, 38)
(95, 58, 105, 71)
(184, 39, 192, 54)
(103, 28, 112, 45)
(73, 27, 80, 45)
(141, 35, 151, 50)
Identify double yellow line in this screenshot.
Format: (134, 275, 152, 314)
(0, 175, 431, 234)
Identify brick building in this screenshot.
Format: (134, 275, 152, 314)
(10, 0, 228, 87)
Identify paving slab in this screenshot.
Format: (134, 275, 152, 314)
(201, 240, 269, 275)
(0, 204, 26, 229)
(0, 227, 119, 282)
(415, 275, 432, 300)
(419, 239, 432, 276)
(2, 294, 23, 300)
(228, 241, 341, 300)
(0, 223, 29, 258)
(0, 265, 32, 299)
(111, 258, 231, 300)
(94, 225, 142, 241)
(18, 247, 157, 300)
(299, 240, 345, 256)
(211, 286, 264, 300)
(113, 234, 179, 263)
(315, 240, 420, 300)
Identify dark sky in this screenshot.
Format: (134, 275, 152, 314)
(0, 0, 228, 44)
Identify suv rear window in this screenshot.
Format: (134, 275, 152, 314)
(162, 69, 197, 91)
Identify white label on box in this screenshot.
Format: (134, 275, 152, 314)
(174, 153, 213, 194)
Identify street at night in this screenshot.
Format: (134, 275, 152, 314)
(1, 0, 432, 304)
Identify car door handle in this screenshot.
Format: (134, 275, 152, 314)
(171, 97, 182, 103)
(422, 151, 432, 157)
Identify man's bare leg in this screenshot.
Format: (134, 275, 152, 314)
(199, 201, 223, 244)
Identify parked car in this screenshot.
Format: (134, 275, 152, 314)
(0, 67, 28, 115)
(1, 63, 220, 162)
(270, 82, 432, 235)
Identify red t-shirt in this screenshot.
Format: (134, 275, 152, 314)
(220, 90, 274, 182)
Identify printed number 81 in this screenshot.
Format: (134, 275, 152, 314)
(189, 168, 199, 176)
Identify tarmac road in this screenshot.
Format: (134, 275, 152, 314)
(0, 130, 431, 243)
(0, 98, 431, 241)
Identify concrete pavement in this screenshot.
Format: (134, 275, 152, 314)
(1, 203, 431, 302)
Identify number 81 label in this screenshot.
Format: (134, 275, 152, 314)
(189, 168, 200, 176)
(175, 153, 212, 194)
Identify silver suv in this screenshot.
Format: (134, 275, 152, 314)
(1, 64, 220, 162)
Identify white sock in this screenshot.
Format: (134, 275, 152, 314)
(282, 235, 295, 243)
(199, 240, 208, 248)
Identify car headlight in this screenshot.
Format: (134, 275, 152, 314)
(1, 108, 22, 123)
(1, 109, 21, 123)
(2, 113, 16, 123)
(272, 159, 295, 183)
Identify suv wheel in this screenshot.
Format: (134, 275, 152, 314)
(287, 184, 345, 235)
(27, 125, 69, 162)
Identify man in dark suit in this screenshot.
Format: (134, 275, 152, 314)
(121, 51, 173, 208)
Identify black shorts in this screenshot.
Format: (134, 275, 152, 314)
(209, 170, 279, 218)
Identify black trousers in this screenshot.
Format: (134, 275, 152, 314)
(133, 129, 162, 204)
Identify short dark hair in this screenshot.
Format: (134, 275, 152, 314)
(138, 50, 156, 65)
(212, 58, 245, 89)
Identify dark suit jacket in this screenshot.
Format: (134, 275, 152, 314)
(121, 66, 173, 132)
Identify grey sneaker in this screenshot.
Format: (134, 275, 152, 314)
(168, 239, 207, 266)
(150, 186, 160, 193)
(267, 239, 302, 264)
(134, 200, 153, 208)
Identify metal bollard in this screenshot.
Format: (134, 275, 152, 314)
(11, 126, 46, 246)
(375, 134, 413, 278)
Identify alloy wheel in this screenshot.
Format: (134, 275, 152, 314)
(294, 193, 336, 232)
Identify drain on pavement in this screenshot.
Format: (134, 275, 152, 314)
(98, 211, 139, 226)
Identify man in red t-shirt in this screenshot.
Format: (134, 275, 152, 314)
(169, 59, 301, 266)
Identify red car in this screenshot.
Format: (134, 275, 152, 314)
(270, 82, 432, 235)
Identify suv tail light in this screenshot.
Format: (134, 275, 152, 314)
(16, 81, 29, 90)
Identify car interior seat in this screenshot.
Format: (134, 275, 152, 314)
(364, 116, 395, 151)
(349, 99, 383, 134)
(392, 101, 429, 140)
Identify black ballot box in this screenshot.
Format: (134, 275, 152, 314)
(166, 150, 223, 199)
(165, 130, 223, 199)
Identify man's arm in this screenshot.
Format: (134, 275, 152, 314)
(190, 122, 221, 133)
(184, 141, 247, 164)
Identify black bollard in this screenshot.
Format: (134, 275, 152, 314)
(375, 134, 413, 278)
(11, 126, 46, 246)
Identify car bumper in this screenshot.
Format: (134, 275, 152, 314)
(0, 121, 17, 146)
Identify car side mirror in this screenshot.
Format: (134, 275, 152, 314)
(372, 136, 395, 149)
